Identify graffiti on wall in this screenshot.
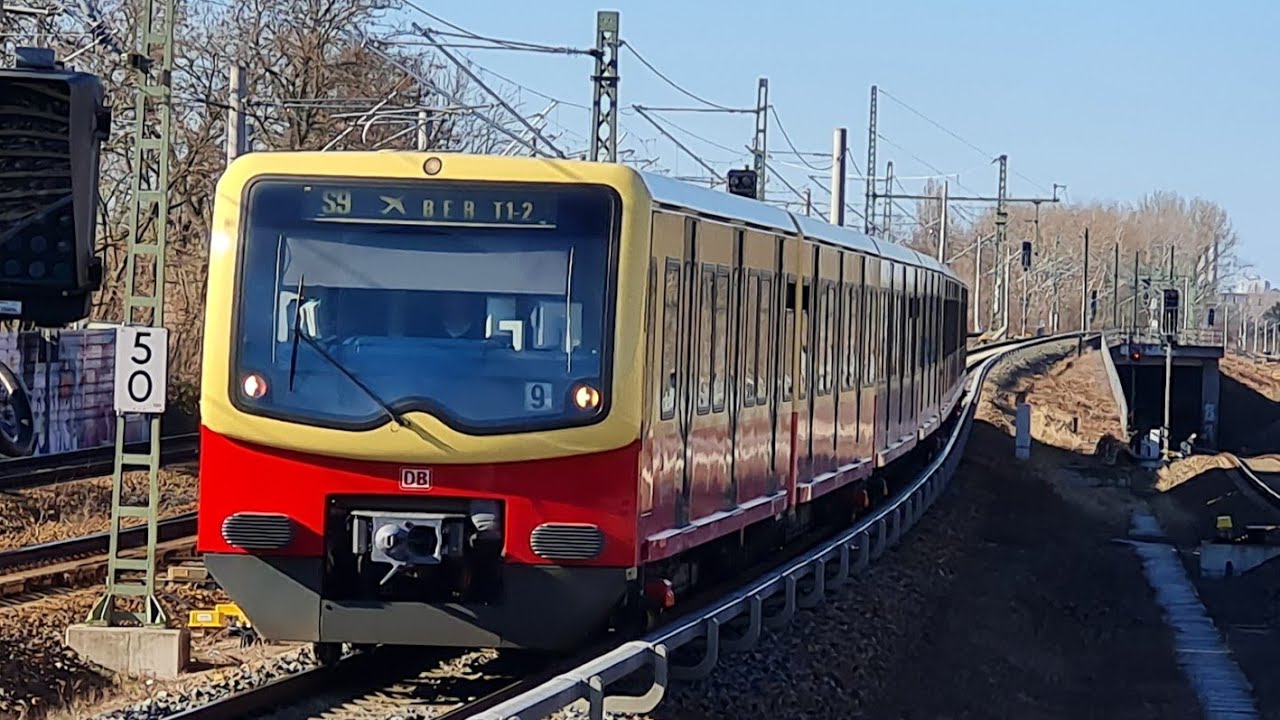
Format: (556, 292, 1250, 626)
(0, 330, 145, 457)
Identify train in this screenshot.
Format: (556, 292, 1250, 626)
(196, 152, 969, 660)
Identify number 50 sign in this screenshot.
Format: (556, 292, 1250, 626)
(114, 327, 169, 414)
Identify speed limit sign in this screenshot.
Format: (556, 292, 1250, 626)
(114, 326, 168, 414)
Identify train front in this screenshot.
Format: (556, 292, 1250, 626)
(197, 153, 647, 651)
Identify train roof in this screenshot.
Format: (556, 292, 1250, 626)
(638, 170, 959, 282)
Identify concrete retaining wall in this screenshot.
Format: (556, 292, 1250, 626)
(1098, 335, 1130, 437)
(0, 330, 145, 457)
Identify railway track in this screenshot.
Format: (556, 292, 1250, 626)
(0, 514, 197, 601)
(138, 332, 1081, 720)
(1225, 453, 1280, 514)
(0, 433, 199, 491)
(161, 645, 613, 720)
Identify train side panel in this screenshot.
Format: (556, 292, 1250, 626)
(735, 229, 784, 507)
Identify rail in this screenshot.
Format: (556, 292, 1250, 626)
(1225, 454, 1280, 514)
(0, 433, 199, 491)
(0, 512, 197, 573)
(470, 331, 1082, 720)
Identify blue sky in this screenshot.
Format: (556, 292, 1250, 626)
(405, 1, 1279, 283)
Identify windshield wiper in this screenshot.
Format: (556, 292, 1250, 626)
(287, 277, 411, 430)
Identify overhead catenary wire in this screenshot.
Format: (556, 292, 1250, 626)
(398, 0, 595, 56)
(417, 25, 568, 158)
(768, 106, 833, 174)
(621, 40, 747, 113)
(352, 32, 548, 158)
(633, 106, 724, 181)
(878, 87, 1054, 195)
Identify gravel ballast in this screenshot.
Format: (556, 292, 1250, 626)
(591, 342, 1204, 719)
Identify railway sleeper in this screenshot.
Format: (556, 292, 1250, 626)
(0, 539, 192, 600)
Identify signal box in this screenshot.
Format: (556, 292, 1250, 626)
(726, 168, 757, 199)
(0, 49, 109, 327)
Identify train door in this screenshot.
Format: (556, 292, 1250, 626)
(736, 230, 780, 504)
(904, 266, 918, 435)
(726, 229, 745, 510)
(687, 220, 735, 523)
(882, 260, 896, 444)
(778, 234, 801, 507)
(850, 253, 870, 463)
(813, 246, 840, 475)
(870, 257, 887, 455)
(640, 211, 691, 536)
(835, 252, 860, 467)
(794, 242, 814, 483)
(924, 272, 936, 420)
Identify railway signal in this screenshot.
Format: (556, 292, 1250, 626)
(1021, 240, 1032, 270)
(726, 168, 757, 199)
(0, 48, 110, 327)
(1163, 288, 1180, 335)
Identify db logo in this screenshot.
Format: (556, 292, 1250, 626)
(399, 467, 432, 491)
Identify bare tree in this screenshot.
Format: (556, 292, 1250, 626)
(2, 0, 524, 410)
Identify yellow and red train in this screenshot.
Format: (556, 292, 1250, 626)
(196, 152, 968, 657)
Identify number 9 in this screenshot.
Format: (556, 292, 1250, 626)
(530, 383, 546, 408)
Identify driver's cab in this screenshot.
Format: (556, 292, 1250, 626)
(275, 287, 585, 355)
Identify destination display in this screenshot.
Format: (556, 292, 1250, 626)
(304, 183, 558, 228)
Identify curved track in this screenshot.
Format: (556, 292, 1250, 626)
(149, 332, 1082, 720)
(1225, 453, 1280, 514)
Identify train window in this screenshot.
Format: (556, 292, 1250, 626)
(884, 288, 893, 380)
(844, 282, 857, 391)
(860, 286, 870, 386)
(799, 278, 810, 401)
(829, 279, 839, 392)
(783, 276, 796, 401)
(841, 283, 851, 391)
(712, 266, 729, 413)
(814, 281, 825, 396)
(757, 274, 772, 405)
(744, 272, 760, 407)
(697, 265, 713, 415)
(660, 258, 681, 420)
(876, 287, 885, 383)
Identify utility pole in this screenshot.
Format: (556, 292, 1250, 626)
(1162, 326, 1173, 456)
(752, 77, 768, 201)
(830, 128, 846, 226)
(804, 188, 812, 217)
(937, 180, 949, 262)
(226, 64, 246, 163)
(1078, 227, 1089, 356)
(881, 160, 894, 240)
(1051, 273, 1060, 332)
(1223, 304, 1230, 351)
(864, 84, 877, 235)
(88, 0, 177, 629)
(973, 234, 983, 331)
(1182, 276, 1190, 334)
(1112, 240, 1120, 330)
(1131, 250, 1140, 339)
(416, 109, 430, 151)
(994, 154, 1008, 331)
(1020, 249, 1029, 336)
(588, 10, 620, 163)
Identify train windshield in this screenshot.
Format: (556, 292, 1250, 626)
(232, 179, 618, 434)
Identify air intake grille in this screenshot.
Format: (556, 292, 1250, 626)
(530, 523, 604, 561)
(222, 512, 293, 551)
